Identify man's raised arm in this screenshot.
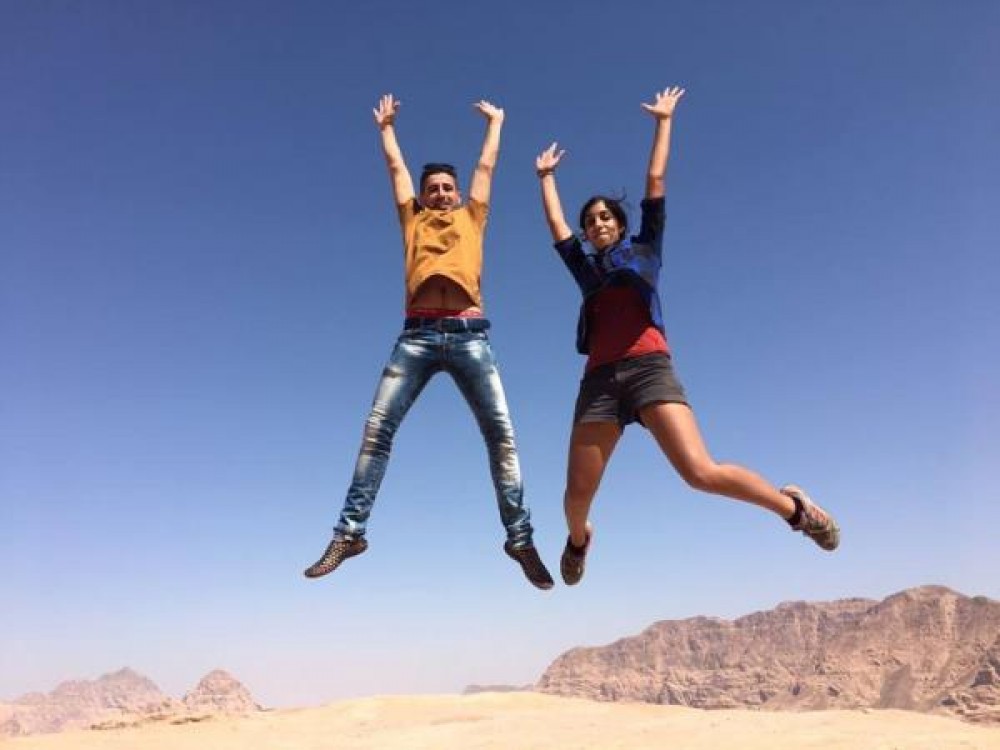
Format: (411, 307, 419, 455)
(373, 93, 415, 206)
(468, 100, 504, 206)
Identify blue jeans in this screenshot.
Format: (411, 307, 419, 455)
(333, 321, 534, 547)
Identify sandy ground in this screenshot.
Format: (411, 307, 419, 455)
(4, 692, 999, 750)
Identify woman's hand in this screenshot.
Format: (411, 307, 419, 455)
(535, 142, 566, 177)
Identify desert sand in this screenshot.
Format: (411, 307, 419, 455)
(4, 692, 998, 750)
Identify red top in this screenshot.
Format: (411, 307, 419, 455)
(585, 286, 669, 371)
(405, 307, 484, 319)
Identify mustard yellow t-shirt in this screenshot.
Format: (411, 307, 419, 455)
(397, 198, 488, 308)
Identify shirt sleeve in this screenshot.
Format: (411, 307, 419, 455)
(555, 235, 602, 294)
(396, 198, 419, 229)
(635, 197, 666, 253)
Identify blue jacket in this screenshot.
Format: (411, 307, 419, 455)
(554, 197, 666, 354)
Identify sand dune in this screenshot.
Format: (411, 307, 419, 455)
(4, 692, 998, 750)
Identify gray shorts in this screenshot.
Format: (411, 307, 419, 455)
(573, 353, 689, 428)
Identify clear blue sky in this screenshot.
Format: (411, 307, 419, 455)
(3, 0, 998, 708)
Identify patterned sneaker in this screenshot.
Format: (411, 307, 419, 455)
(504, 541, 554, 590)
(560, 528, 592, 586)
(781, 485, 840, 551)
(303, 536, 369, 578)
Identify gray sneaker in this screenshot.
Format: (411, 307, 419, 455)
(504, 541, 554, 590)
(781, 485, 840, 551)
(303, 536, 368, 578)
(560, 530, 592, 586)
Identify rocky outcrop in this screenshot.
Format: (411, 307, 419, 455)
(0, 668, 179, 737)
(0, 668, 260, 737)
(182, 669, 260, 715)
(537, 586, 1000, 724)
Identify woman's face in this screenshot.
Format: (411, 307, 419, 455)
(583, 200, 624, 251)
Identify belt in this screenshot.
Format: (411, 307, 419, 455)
(403, 317, 491, 333)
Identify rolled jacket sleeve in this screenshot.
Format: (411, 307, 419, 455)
(635, 197, 666, 255)
(555, 236, 602, 295)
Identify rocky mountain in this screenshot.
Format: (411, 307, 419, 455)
(0, 668, 260, 738)
(182, 669, 260, 715)
(536, 586, 1000, 724)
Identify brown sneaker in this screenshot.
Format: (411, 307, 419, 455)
(504, 541, 554, 590)
(560, 528, 592, 586)
(303, 536, 368, 578)
(781, 485, 840, 551)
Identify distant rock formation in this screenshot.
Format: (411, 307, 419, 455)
(0, 668, 260, 738)
(182, 669, 261, 715)
(537, 586, 1000, 725)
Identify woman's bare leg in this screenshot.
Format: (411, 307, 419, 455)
(639, 402, 795, 518)
(564, 421, 622, 546)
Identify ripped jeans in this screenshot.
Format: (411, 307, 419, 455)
(333, 320, 534, 548)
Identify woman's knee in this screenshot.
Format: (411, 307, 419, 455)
(676, 459, 723, 493)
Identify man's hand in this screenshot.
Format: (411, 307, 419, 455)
(641, 86, 685, 120)
(468, 100, 505, 205)
(373, 92, 414, 204)
(373, 94, 400, 128)
(474, 100, 505, 124)
(535, 142, 566, 176)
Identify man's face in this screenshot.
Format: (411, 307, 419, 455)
(420, 173, 461, 210)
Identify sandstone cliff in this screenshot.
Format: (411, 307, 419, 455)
(537, 586, 999, 724)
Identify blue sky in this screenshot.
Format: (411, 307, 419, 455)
(3, 0, 998, 708)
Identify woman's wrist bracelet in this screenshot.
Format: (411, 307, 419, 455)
(536, 168, 554, 178)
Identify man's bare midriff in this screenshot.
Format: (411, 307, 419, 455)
(410, 274, 481, 315)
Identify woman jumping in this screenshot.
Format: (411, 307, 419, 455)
(534, 85, 840, 586)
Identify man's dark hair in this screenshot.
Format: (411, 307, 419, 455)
(420, 162, 458, 192)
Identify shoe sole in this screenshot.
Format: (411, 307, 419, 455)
(303, 539, 368, 578)
(504, 543, 554, 590)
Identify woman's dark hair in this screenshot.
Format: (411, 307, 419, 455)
(420, 162, 458, 191)
(578, 195, 629, 234)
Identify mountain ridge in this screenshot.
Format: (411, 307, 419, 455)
(536, 585, 999, 724)
(0, 667, 260, 737)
